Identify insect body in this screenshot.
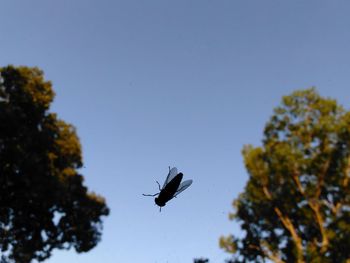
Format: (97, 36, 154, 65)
(143, 167, 193, 211)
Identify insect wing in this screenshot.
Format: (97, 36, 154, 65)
(163, 167, 178, 188)
(175, 179, 193, 196)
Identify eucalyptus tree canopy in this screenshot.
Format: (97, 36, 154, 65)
(220, 88, 350, 263)
(0, 66, 109, 262)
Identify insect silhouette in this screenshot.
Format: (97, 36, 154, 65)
(143, 167, 193, 211)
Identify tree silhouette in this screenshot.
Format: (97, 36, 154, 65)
(0, 66, 109, 262)
(220, 88, 350, 262)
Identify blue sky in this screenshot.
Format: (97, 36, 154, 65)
(1, 1, 350, 262)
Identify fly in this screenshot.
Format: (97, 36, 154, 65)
(143, 167, 193, 211)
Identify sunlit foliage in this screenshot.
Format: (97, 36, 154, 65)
(0, 66, 109, 262)
(221, 88, 350, 262)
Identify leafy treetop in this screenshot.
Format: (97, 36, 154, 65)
(220, 88, 350, 263)
(0, 66, 109, 263)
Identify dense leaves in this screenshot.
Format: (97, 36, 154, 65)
(220, 88, 350, 262)
(0, 66, 109, 262)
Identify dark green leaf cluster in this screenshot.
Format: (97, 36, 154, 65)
(221, 88, 350, 262)
(0, 66, 109, 262)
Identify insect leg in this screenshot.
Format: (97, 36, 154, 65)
(142, 192, 159, 197)
(156, 181, 161, 191)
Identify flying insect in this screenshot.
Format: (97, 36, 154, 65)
(143, 167, 193, 211)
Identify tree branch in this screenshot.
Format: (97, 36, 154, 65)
(308, 200, 328, 253)
(322, 200, 341, 215)
(292, 161, 330, 253)
(310, 159, 330, 252)
(291, 169, 305, 195)
(343, 157, 350, 188)
(259, 240, 286, 263)
(262, 186, 304, 263)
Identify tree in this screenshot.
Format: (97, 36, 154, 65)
(0, 66, 109, 262)
(220, 88, 350, 262)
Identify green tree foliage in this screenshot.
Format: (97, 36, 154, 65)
(220, 88, 350, 263)
(0, 66, 109, 262)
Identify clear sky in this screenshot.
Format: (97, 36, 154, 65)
(1, 1, 350, 262)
